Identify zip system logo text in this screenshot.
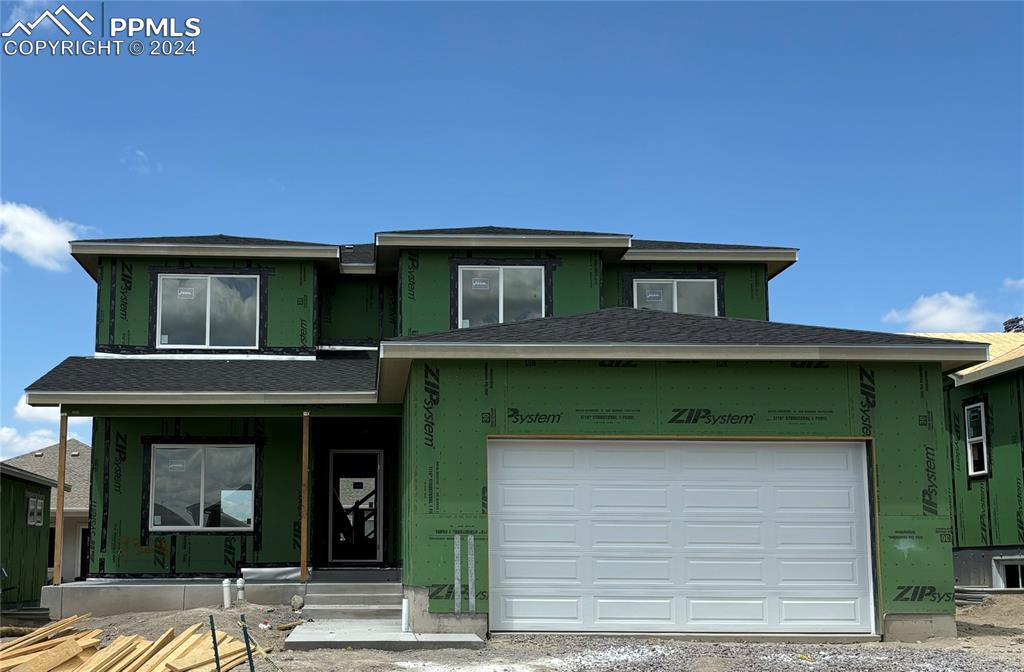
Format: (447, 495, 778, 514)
(668, 408, 755, 425)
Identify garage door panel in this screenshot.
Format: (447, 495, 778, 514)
(593, 557, 674, 583)
(594, 597, 675, 624)
(489, 440, 873, 633)
(592, 485, 671, 511)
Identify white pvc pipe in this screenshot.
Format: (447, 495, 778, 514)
(236, 577, 246, 602)
(401, 597, 409, 633)
(222, 579, 232, 609)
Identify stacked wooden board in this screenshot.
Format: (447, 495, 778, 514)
(0, 615, 254, 672)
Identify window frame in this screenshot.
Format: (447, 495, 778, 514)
(148, 443, 257, 532)
(964, 402, 989, 477)
(632, 278, 719, 316)
(26, 494, 44, 526)
(155, 273, 261, 350)
(457, 265, 546, 328)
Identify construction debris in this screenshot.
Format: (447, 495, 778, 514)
(0, 615, 261, 672)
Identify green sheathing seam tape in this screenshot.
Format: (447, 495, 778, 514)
(397, 249, 602, 336)
(89, 416, 306, 575)
(97, 256, 315, 350)
(401, 359, 955, 619)
(601, 262, 768, 320)
(945, 370, 1024, 548)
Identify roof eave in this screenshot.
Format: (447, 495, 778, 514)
(373, 233, 632, 269)
(0, 463, 62, 489)
(25, 390, 379, 407)
(619, 249, 799, 278)
(951, 357, 1024, 387)
(70, 242, 341, 281)
(376, 342, 989, 403)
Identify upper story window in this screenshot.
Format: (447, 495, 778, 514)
(633, 278, 718, 316)
(458, 265, 544, 328)
(157, 274, 259, 348)
(964, 402, 988, 477)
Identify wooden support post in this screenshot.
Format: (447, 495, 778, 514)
(299, 411, 310, 583)
(52, 411, 68, 585)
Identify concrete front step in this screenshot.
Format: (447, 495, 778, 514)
(304, 592, 402, 606)
(305, 582, 403, 596)
(285, 619, 484, 651)
(302, 604, 403, 620)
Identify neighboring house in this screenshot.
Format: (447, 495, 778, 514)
(3, 440, 92, 583)
(909, 329, 1024, 589)
(23, 228, 989, 640)
(0, 463, 57, 608)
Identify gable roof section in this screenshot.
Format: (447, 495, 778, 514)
(3, 440, 91, 512)
(906, 332, 1024, 386)
(377, 308, 988, 401)
(25, 353, 378, 406)
(70, 234, 340, 279)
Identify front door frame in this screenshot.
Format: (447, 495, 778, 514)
(327, 448, 384, 564)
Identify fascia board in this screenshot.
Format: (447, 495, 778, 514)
(953, 356, 1024, 386)
(70, 242, 340, 260)
(380, 341, 988, 365)
(24, 391, 378, 406)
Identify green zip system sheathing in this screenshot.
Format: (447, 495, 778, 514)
(400, 359, 956, 623)
(602, 262, 769, 319)
(945, 370, 1024, 549)
(0, 472, 51, 607)
(95, 256, 316, 351)
(397, 249, 602, 336)
(88, 416, 306, 576)
(319, 275, 397, 345)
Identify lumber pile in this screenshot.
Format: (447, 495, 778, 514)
(0, 616, 253, 672)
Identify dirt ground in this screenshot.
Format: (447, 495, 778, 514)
(25, 595, 1024, 671)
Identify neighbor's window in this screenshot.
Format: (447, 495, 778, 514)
(633, 279, 718, 316)
(150, 444, 255, 531)
(157, 274, 259, 348)
(964, 402, 988, 477)
(458, 266, 544, 328)
(26, 495, 45, 526)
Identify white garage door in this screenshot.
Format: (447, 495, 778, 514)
(488, 439, 874, 633)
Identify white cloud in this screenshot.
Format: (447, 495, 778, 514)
(1003, 278, 1024, 291)
(120, 145, 160, 176)
(0, 426, 58, 459)
(14, 395, 90, 426)
(0, 202, 85, 270)
(883, 292, 1000, 332)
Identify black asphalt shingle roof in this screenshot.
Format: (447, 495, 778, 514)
(379, 226, 628, 237)
(73, 234, 337, 248)
(630, 239, 797, 252)
(392, 308, 986, 347)
(340, 243, 376, 264)
(27, 354, 377, 393)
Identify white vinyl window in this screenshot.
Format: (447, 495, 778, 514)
(964, 402, 989, 477)
(26, 495, 45, 526)
(633, 278, 718, 316)
(458, 266, 544, 328)
(156, 274, 259, 348)
(149, 444, 256, 531)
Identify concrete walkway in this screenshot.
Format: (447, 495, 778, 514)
(284, 618, 484, 651)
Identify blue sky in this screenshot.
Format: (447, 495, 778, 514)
(1, 1, 1021, 458)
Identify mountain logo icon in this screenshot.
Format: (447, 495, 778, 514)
(2, 3, 95, 37)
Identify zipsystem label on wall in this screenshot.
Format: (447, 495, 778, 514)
(402, 358, 954, 625)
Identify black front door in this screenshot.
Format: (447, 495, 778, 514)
(328, 450, 382, 563)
